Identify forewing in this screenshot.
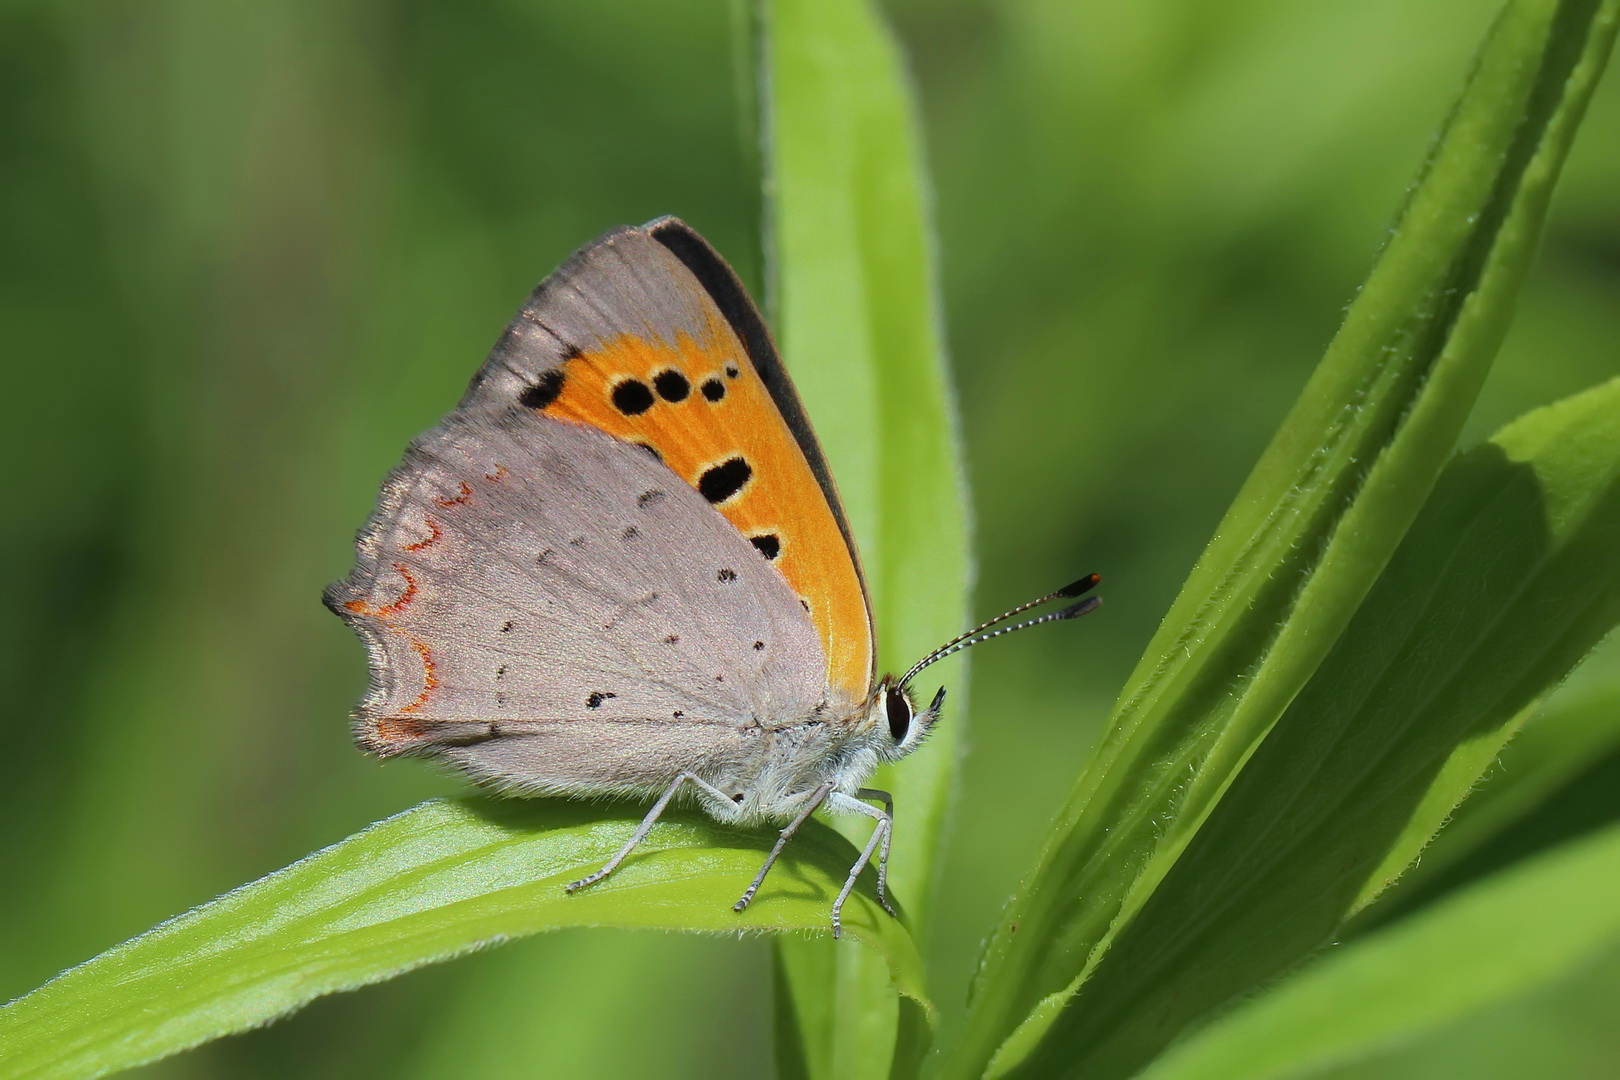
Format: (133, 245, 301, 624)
(461, 219, 874, 702)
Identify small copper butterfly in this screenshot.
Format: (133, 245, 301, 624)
(326, 218, 1100, 935)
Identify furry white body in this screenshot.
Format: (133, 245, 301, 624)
(441, 680, 931, 826)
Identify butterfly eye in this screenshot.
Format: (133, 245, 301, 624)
(886, 685, 912, 743)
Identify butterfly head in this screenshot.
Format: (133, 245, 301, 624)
(865, 678, 947, 763)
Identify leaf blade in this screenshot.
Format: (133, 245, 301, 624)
(943, 1, 1620, 1075)
(1135, 818, 1620, 1080)
(0, 799, 928, 1080)
(1355, 660, 1620, 932)
(1002, 374, 1620, 1076)
(760, 0, 968, 1076)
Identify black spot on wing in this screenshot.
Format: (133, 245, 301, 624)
(622, 525, 640, 541)
(749, 534, 781, 560)
(612, 379, 655, 416)
(725, 364, 739, 378)
(500, 620, 515, 632)
(638, 489, 665, 507)
(653, 369, 690, 402)
(701, 377, 725, 402)
(717, 568, 738, 583)
(753, 640, 765, 651)
(586, 691, 617, 709)
(698, 457, 751, 504)
(518, 368, 565, 409)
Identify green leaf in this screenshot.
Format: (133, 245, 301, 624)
(994, 374, 1620, 1077)
(0, 798, 928, 1080)
(759, 0, 968, 1075)
(944, 2, 1620, 1076)
(1134, 817, 1620, 1080)
(1352, 644, 1620, 931)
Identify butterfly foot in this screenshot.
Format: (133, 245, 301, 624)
(732, 890, 756, 914)
(564, 867, 610, 894)
(878, 894, 897, 919)
(830, 913, 844, 940)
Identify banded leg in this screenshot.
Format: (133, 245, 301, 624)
(566, 771, 735, 893)
(826, 793, 893, 939)
(853, 788, 895, 913)
(733, 782, 833, 913)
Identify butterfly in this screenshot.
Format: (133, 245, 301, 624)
(326, 217, 1100, 935)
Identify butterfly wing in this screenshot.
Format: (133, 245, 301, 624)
(326, 219, 873, 793)
(460, 218, 873, 702)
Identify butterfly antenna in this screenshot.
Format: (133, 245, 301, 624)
(898, 574, 1101, 690)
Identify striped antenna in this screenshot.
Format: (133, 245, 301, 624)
(898, 574, 1101, 690)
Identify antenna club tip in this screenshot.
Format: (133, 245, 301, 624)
(1061, 596, 1103, 619)
(1058, 573, 1102, 598)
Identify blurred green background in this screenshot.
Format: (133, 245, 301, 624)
(3, 0, 1615, 1076)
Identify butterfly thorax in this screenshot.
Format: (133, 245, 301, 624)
(722, 677, 939, 823)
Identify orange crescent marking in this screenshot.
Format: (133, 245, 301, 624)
(343, 562, 420, 619)
(359, 627, 439, 747)
(534, 323, 872, 703)
(435, 481, 473, 508)
(397, 637, 439, 714)
(402, 517, 443, 552)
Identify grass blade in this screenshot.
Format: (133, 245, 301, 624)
(0, 799, 927, 1080)
(1352, 644, 1620, 931)
(1135, 818, 1620, 1080)
(759, 0, 968, 1075)
(943, 2, 1620, 1076)
(1003, 374, 1620, 1076)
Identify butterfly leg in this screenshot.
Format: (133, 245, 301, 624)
(853, 788, 895, 914)
(825, 790, 894, 939)
(733, 782, 834, 914)
(565, 771, 736, 894)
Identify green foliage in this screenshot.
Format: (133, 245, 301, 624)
(2, 0, 1618, 1077)
(951, 3, 1620, 1074)
(1137, 815, 1620, 1080)
(980, 368, 1620, 1078)
(0, 800, 926, 1080)
(1361, 657, 1620, 928)
(761, 0, 970, 1075)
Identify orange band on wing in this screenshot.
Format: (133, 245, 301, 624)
(528, 325, 871, 701)
(343, 562, 420, 619)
